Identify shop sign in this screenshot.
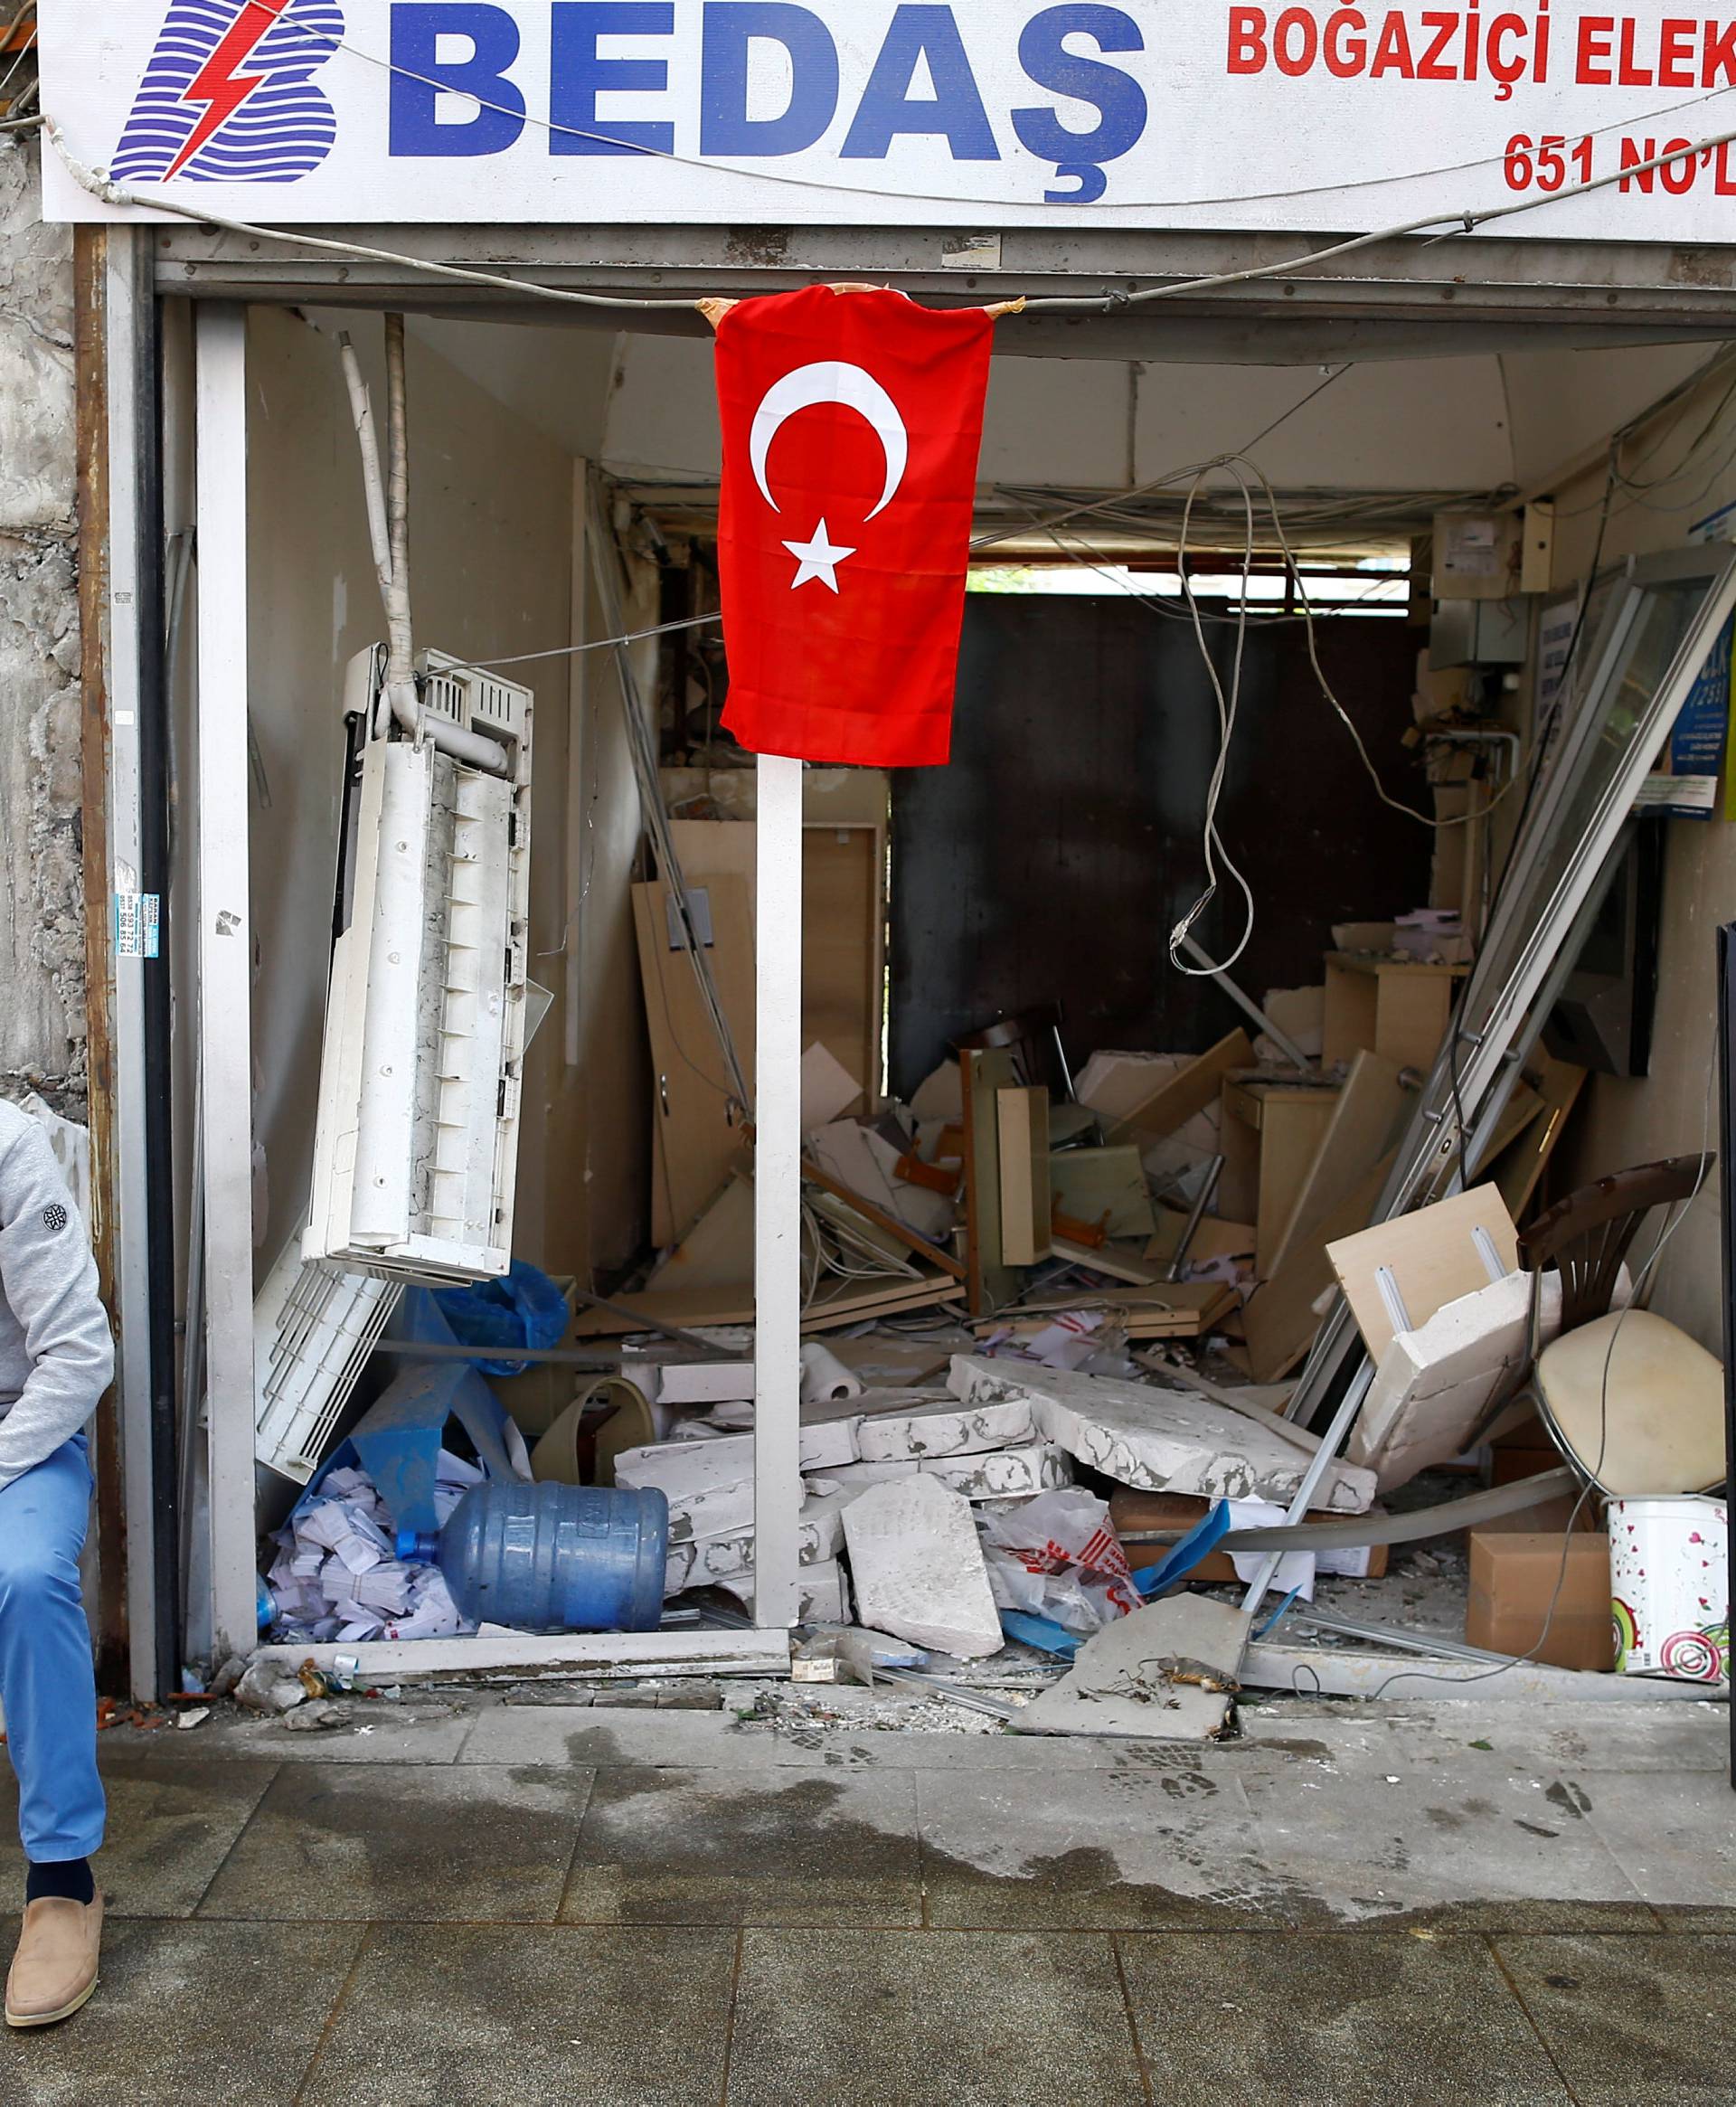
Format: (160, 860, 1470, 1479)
(38, 2, 1736, 234)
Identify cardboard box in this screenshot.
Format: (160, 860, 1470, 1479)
(1467, 1499, 1612, 1672)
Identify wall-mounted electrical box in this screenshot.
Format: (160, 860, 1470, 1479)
(1429, 598, 1530, 670)
(305, 647, 535, 1284)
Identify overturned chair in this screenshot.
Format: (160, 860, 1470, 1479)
(1516, 1154, 1723, 1498)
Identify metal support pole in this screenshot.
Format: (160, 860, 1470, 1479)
(193, 305, 259, 1664)
(753, 752, 804, 1629)
(98, 231, 172, 1700)
(1239, 1358, 1375, 1615)
(1177, 935, 1313, 1072)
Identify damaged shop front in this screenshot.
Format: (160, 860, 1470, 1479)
(33, 0, 1736, 1756)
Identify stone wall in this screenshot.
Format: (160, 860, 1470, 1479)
(0, 134, 83, 1114)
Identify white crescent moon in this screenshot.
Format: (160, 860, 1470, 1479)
(750, 362, 909, 523)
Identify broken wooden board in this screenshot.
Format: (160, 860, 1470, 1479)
(1107, 1029, 1253, 1146)
(990, 1280, 1237, 1339)
(1489, 1054, 1588, 1221)
(1016, 1595, 1249, 1740)
(1327, 1181, 1520, 1369)
(1047, 1143, 1156, 1242)
(641, 1171, 754, 1297)
(1219, 1075, 1342, 1274)
(633, 874, 756, 1248)
(798, 1155, 966, 1280)
(948, 1356, 1376, 1511)
(996, 1085, 1052, 1267)
(1322, 950, 1468, 1072)
(1241, 1155, 1396, 1383)
(1109, 1488, 1390, 1579)
(1048, 1236, 1167, 1287)
(1146, 1206, 1257, 1270)
(1264, 1052, 1411, 1279)
(961, 1045, 1023, 1317)
(575, 1269, 963, 1338)
(1467, 1077, 1546, 1180)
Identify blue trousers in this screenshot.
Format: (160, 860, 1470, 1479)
(0, 1435, 104, 1862)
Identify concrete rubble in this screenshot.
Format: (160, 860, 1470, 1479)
(1019, 1594, 1249, 1740)
(948, 1356, 1376, 1513)
(840, 1475, 1004, 1659)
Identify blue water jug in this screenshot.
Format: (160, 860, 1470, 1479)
(399, 1482, 669, 1635)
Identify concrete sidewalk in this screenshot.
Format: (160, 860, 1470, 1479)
(0, 1687, 1731, 2104)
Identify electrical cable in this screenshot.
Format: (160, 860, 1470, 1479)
(45, 108, 1736, 325)
(1168, 461, 1259, 977)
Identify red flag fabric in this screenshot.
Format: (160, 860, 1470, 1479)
(713, 285, 995, 769)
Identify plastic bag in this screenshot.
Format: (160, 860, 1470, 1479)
(432, 1261, 570, 1377)
(977, 1488, 1138, 1635)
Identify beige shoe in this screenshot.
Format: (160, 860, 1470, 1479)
(5, 1894, 103, 2028)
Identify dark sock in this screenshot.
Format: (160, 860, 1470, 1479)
(25, 1858, 94, 1907)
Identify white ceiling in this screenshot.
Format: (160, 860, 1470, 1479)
(408, 312, 1712, 515)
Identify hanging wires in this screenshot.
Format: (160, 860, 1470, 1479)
(1168, 461, 1260, 978)
(44, 103, 1736, 328)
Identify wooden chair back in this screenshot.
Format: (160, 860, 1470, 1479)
(1518, 1153, 1713, 1340)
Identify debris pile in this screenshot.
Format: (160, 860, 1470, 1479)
(264, 1451, 480, 1643)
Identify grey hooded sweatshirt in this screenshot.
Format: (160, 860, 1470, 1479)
(0, 1100, 114, 1488)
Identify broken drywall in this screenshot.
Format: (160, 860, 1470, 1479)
(948, 1356, 1375, 1513)
(1352, 1271, 1560, 1490)
(840, 1474, 1003, 1658)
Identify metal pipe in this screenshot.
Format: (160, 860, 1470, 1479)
(1166, 1154, 1224, 1282)
(1177, 934, 1312, 1072)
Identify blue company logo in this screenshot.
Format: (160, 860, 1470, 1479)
(113, 0, 344, 184)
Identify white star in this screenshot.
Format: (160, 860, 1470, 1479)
(782, 517, 856, 593)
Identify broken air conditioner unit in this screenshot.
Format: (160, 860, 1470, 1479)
(305, 646, 534, 1284)
(255, 1229, 402, 1483)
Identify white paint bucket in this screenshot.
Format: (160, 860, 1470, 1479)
(1609, 1495, 1728, 1683)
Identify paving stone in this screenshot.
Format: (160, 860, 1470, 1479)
(198, 1762, 594, 1923)
(161, 1702, 477, 1763)
(1498, 1933, 1736, 2103)
(1577, 1769, 1736, 1913)
(299, 1923, 735, 2106)
(0, 1917, 362, 2106)
(918, 1763, 1296, 1927)
(561, 1766, 920, 1926)
(461, 1699, 1108, 1771)
(462, 1704, 841, 1768)
(1376, 1701, 1730, 1777)
(1241, 1761, 1654, 1929)
(0, 1757, 278, 1918)
(1121, 1931, 1572, 2105)
(726, 1928, 1143, 2107)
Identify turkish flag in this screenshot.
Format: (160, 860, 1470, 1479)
(713, 286, 995, 769)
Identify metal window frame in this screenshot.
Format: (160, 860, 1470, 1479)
(184, 306, 801, 1677)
